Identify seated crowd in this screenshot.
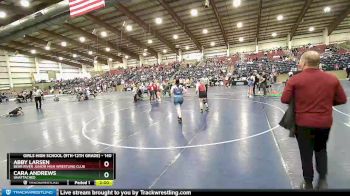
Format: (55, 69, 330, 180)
(1, 44, 349, 103)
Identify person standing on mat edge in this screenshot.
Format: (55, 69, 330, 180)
(33, 87, 43, 109)
(259, 71, 268, 96)
(196, 78, 209, 113)
(346, 64, 350, 80)
(203, 76, 209, 93)
(281, 51, 347, 190)
(253, 71, 260, 96)
(171, 79, 185, 123)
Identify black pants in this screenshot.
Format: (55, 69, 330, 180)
(260, 83, 267, 95)
(295, 126, 330, 183)
(149, 91, 155, 101)
(347, 71, 349, 78)
(34, 97, 42, 109)
(253, 83, 258, 95)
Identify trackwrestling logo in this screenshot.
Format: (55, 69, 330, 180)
(1, 189, 57, 196)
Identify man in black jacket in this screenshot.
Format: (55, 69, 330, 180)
(253, 72, 260, 96)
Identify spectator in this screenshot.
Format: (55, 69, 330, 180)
(0, 93, 9, 103)
(281, 51, 347, 190)
(259, 71, 268, 96)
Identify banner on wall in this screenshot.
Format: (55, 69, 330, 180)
(183, 52, 202, 60)
(33, 73, 49, 82)
(56, 73, 91, 80)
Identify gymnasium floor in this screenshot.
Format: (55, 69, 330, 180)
(0, 82, 349, 189)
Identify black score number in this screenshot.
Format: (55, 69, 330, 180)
(99, 180, 111, 185)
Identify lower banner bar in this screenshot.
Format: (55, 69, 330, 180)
(2, 189, 57, 196)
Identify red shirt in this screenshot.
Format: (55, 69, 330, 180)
(153, 84, 158, 91)
(281, 68, 347, 128)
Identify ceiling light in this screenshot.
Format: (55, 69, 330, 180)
(126, 25, 132, 31)
(309, 27, 315, 32)
(239, 37, 244, 42)
(155, 17, 162, 25)
(233, 0, 241, 8)
(58, 57, 63, 61)
(185, 46, 190, 50)
(324, 6, 331, 13)
(20, 0, 30, 8)
(163, 49, 167, 53)
(210, 41, 215, 46)
(0, 11, 7, 18)
(100, 31, 107, 37)
(277, 15, 283, 21)
(202, 29, 208, 34)
(79, 36, 86, 43)
(147, 39, 153, 44)
(143, 52, 147, 56)
(125, 55, 129, 59)
(45, 41, 51, 50)
(173, 34, 178, 39)
(30, 49, 36, 54)
(109, 58, 113, 61)
(190, 9, 198, 17)
(272, 32, 277, 37)
(88, 51, 93, 55)
(61, 41, 67, 47)
(237, 22, 243, 28)
(72, 54, 77, 58)
(105, 47, 110, 52)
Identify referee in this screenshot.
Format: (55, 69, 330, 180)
(33, 87, 43, 109)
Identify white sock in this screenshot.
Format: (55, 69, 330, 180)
(176, 105, 182, 118)
(199, 100, 203, 110)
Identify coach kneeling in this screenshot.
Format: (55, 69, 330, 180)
(281, 51, 347, 190)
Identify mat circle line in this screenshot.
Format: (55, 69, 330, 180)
(82, 98, 286, 150)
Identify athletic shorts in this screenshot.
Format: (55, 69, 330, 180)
(248, 81, 254, 86)
(199, 91, 207, 98)
(173, 96, 183, 105)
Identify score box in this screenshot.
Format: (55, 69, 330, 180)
(7, 153, 116, 186)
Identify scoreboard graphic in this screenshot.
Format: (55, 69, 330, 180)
(7, 153, 116, 186)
